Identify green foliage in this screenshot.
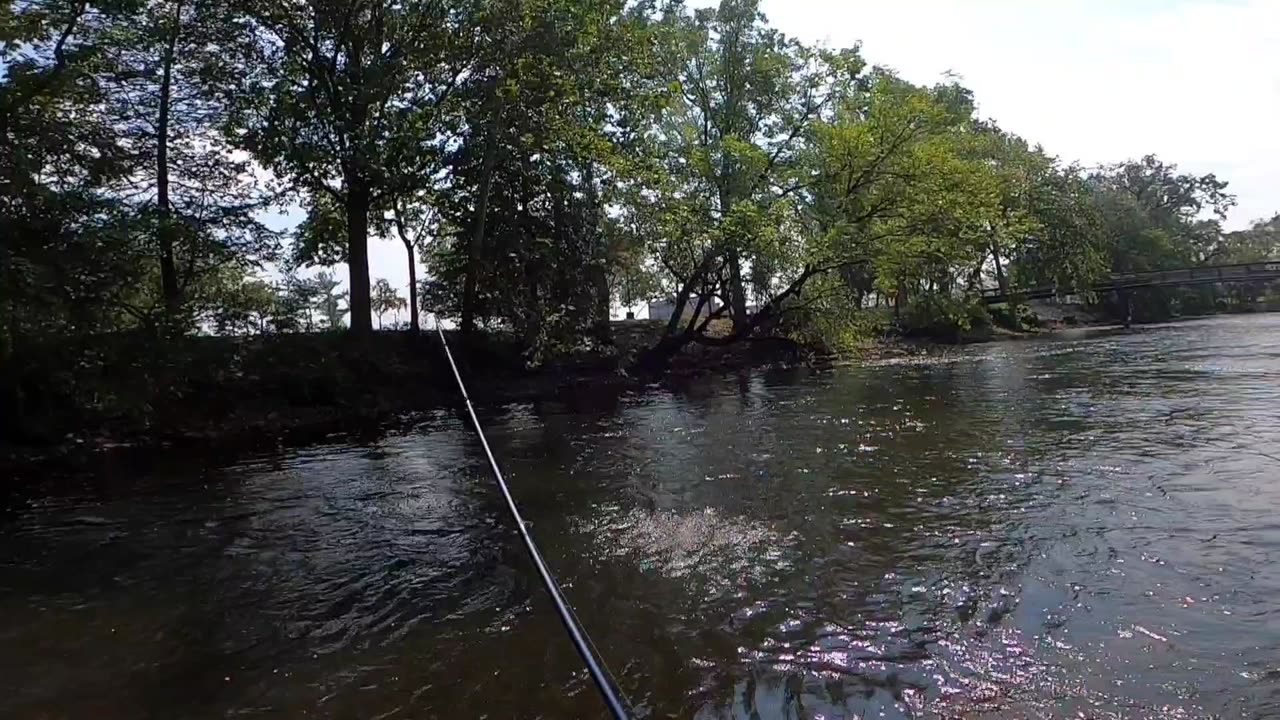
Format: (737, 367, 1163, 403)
(3, 0, 1277, 388)
(780, 275, 890, 353)
(270, 271, 318, 333)
(226, 0, 474, 333)
(309, 270, 347, 331)
(903, 296, 992, 342)
(1217, 215, 1280, 264)
(3, 0, 148, 340)
(420, 0, 666, 359)
(1065, 155, 1244, 321)
(1006, 161, 1106, 293)
(291, 193, 348, 268)
(1, 0, 277, 348)
(987, 303, 1041, 332)
(816, 74, 1001, 299)
(1091, 155, 1234, 273)
(370, 278, 407, 329)
(206, 276, 275, 335)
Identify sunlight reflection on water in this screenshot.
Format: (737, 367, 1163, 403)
(5, 316, 1280, 718)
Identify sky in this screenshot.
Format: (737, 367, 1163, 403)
(344, 0, 1280, 319)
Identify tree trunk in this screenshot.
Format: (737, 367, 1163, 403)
(991, 237, 1009, 296)
(405, 239, 419, 333)
(462, 103, 503, 336)
(583, 162, 612, 344)
(156, 1, 181, 317)
(727, 252, 748, 329)
(1, 240, 14, 361)
(345, 179, 373, 334)
(716, 35, 750, 334)
(636, 263, 823, 373)
(717, 178, 749, 331)
(662, 254, 715, 338)
(391, 209, 420, 333)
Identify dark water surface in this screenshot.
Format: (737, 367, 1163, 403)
(5, 315, 1280, 719)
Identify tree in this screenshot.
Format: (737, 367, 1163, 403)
(629, 60, 1004, 364)
(2, 0, 278, 348)
(422, 0, 668, 356)
(1, 0, 144, 347)
(310, 270, 347, 330)
(4, 0, 1272, 374)
(811, 74, 1003, 328)
(385, 196, 435, 332)
(1006, 162, 1105, 295)
(107, 0, 275, 325)
(229, 0, 474, 334)
(206, 274, 275, 334)
(270, 270, 317, 332)
(370, 278, 406, 329)
(1218, 215, 1280, 263)
(1213, 215, 1280, 310)
(1092, 154, 1235, 273)
(1080, 155, 1236, 320)
(603, 211, 661, 313)
(640, 0, 861, 336)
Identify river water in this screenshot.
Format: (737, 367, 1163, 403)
(5, 315, 1280, 719)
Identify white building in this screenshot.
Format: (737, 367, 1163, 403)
(647, 297, 721, 323)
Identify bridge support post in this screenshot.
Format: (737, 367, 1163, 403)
(1121, 290, 1133, 329)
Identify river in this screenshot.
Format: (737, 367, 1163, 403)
(4, 315, 1280, 718)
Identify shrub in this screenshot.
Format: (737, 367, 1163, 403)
(903, 295, 992, 342)
(989, 302, 1041, 331)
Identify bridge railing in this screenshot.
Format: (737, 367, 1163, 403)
(978, 261, 1280, 303)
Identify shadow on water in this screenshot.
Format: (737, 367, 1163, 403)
(5, 315, 1280, 718)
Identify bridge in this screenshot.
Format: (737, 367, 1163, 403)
(979, 260, 1280, 305)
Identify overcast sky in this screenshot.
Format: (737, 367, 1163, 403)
(350, 0, 1279, 314)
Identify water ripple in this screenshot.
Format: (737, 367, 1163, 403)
(5, 315, 1280, 717)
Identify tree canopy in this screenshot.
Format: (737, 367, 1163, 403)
(3, 0, 1275, 364)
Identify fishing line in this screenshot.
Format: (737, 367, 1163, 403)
(430, 317, 632, 720)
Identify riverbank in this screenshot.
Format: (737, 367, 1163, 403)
(0, 321, 884, 471)
(0, 331, 601, 469)
(0, 309, 1209, 471)
(0, 315, 1079, 471)
(0, 316, 890, 468)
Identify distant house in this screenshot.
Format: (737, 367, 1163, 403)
(648, 297, 721, 323)
(647, 299, 676, 321)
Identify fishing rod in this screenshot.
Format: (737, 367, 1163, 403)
(430, 317, 632, 720)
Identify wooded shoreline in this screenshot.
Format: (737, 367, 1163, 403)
(0, 311, 1170, 472)
(0, 325, 912, 470)
(12, 299, 1280, 476)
